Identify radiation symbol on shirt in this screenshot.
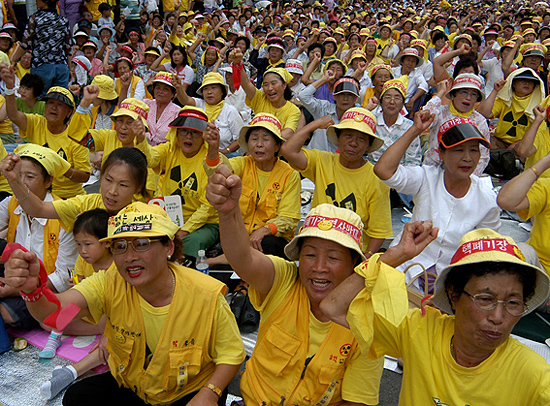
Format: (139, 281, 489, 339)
(169, 167, 199, 205)
(502, 111, 529, 139)
(49, 233, 57, 245)
(325, 183, 357, 212)
(339, 344, 352, 357)
(57, 147, 67, 161)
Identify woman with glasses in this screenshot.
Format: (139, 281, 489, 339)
(3, 203, 245, 406)
(133, 106, 223, 263)
(374, 114, 501, 292)
(321, 227, 550, 405)
(422, 73, 492, 177)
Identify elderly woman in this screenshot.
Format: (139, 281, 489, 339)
(111, 57, 146, 101)
(144, 72, 180, 146)
(3, 202, 245, 405)
(134, 106, 223, 262)
(359, 64, 393, 108)
(207, 167, 385, 406)
(204, 113, 300, 264)
(230, 48, 300, 140)
(177, 72, 244, 157)
(392, 48, 428, 114)
(281, 107, 393, 257)
(375, 113, 501, 288)
(321, 227, 550, 405)
(423, 73, 493, 176)
(2, 66, 91, 199)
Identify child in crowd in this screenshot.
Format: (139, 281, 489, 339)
(40, 209, 113, 399)
(97, 3, 115, 29)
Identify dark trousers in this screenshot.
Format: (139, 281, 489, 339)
(63, 372, 227, 406)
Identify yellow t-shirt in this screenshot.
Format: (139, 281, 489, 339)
(492, 97, 533, 145)
(136, 139, 217, 234)
(249, 256, 384, 405)
(14, 63, 30, 80)
(75, 255, 116, 278)
(21, 114, 90, 198)
(362, 306, 550, 405)
(375, 38, 390, 58)
(518, 178, 550, 273)
(524, 126, 550, 178)
(0, 137, 10, 194)
(52, 194, 106, 232)
(298, 149, 393, 250)
(0, 95, 13, 135)
(246, 90, 301, 132)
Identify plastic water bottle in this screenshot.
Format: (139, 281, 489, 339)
(196, 250, 209, 275)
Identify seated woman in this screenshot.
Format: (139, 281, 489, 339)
(16, 73, 45, 116)
(68, 86, 159, 197)
(482, 67, 546, 151)
(392, 48, 428, 115)
(281, 108, 392, 257)
(204, 113, 300, 265)
(374, 113, 501, 288)
(358, 64, 393, 109)
(0, 144, 78, 333)
(229, 48, 300, 140)
(207, 168, 385, 405)
(497, 150, 550, 275)
(144, 72, 180, 146)
(0, 147, 149, 232)
(3, 202, 245, 406)
(112, 57, 146, 101)
(422, 73, 493, 176)
(133, 106, 223, 263)
(2, 66, 91, 199)
(177, 72, 244, 157)
(89, 75, 119, 130)
(321, 226, 550, 405)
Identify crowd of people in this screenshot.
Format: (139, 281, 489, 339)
(1, 0, 550, 404)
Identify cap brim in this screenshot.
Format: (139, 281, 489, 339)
(169, 115, 207, 132)
(326, 122, 384, 153)
(39, 93, 74, 109)
(100, 230, 170, 242)
(440, 123, 490, 149)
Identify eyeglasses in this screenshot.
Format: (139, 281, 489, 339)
(456, 89, 479, 99)
(110, 237, 161, 255)
(178, 129, 202, 138)
(462, 290, 528, 316)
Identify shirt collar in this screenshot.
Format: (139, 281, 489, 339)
(14, 192, 54, 225)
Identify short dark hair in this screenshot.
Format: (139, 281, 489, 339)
(307, 42, 325, 58)
(453, 53, 479, 78)
(159, 235, 184, 263)
(98, 2, 111, 12)
(74, 209, 110, 239)
(431, 30, 448, 43)
(444, 262, 537, 314)
(169, 44, 188, 68)
(20, 73, 45, 98)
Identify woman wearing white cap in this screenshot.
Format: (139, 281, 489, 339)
(143, 72, 180, 146)
(375, 113, 501, 290)
(392, 48, 429, 114)
(423, 73, 493, 176)
(207, 168, 387, 405)
(284, 58, 306, 101)
(3, 202, 245, 405)
(281, 107, 393, 256)
(177, 72, 244, 157)
(322, 227, 550, 405)
(203, 113, 300, 263)
(2, 65, 91, 199)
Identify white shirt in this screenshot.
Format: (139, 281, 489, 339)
(392, 66, 429, 102)
(299, 84, 339, 153)
(0, 194, 78, 293)
(419, 59, 434, 83)
(162, 63, 194, 85)
(385, 165, 501, 282)
(368, 111, 420, 166)
(225, 86, 253, 124)
(194, 98, 244, 149)
(480, 57, 504, 98)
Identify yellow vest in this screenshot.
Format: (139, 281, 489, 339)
(7, 196, 61, 276)
(239, 157, 295, 241)
(240, 280, 358, 405)
(115, 75, 141, 98)
(104, 264, 225, 405)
